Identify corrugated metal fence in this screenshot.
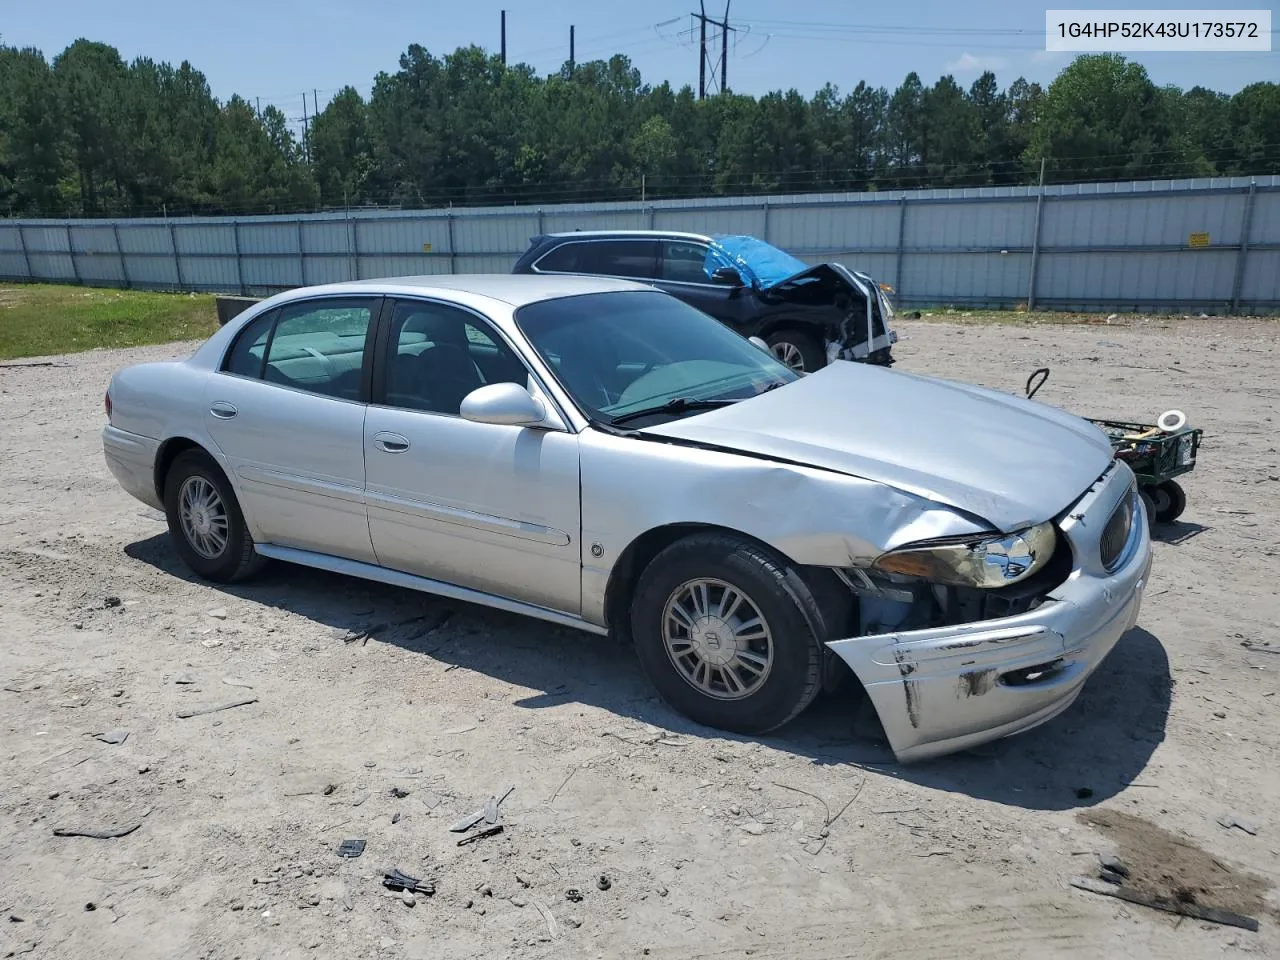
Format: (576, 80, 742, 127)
(1, 176, 1277, 312)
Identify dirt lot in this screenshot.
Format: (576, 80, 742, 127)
(2, 315, 1279, 960)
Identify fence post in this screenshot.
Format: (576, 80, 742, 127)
(16, 223, 33, 281)
(647, 205, 656, 229)
(762, 201, 771, 243)
(350, 216, 361, 281)
(893, 195, 907, 296)
(296, 218, 306, 286)
(168, 221, 184, 291)
(232, 220, 246, 295)
(447, 212, 457, 275)
(112, 223, 131, 289)
(536, 209, 545, 237)
(1027, 158, 1047, 311)
(66, 222, 82, 284)
(1230, 180, 1257, 315)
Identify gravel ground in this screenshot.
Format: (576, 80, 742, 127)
(1, 315, 1278, 960)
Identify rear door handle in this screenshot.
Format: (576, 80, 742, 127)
(210, 402, 238, 420)
(373, 431, 410, 454)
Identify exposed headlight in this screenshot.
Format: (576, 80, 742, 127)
(872, 522, 1057, 589)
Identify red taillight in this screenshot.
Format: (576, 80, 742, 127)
(104, 390, 112, 420)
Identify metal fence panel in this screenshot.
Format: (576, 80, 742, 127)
(1, 176, 1276, 312)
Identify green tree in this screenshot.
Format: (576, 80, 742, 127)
(1227, 82, 1280, 175)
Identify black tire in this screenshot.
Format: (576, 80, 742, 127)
(1139, 489, 1158, 533)
(765, 329, 825, 373)
(630, 532, 826, 735)
(163, 448, 264, 583)
(1151, 480, 1187, 523)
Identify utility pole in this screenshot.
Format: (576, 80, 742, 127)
(301, 94, 310, 161)
(313, 89, 319, 118)
(720, 0, 731, 94)
(569, 25, 575, 76)
(500, 10, 507, 66)
(698, 2, 707, 98)
(692, 2, 734, 99)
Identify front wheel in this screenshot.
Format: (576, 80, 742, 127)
(765, 330, 825, 373)
(630, 533, 825, 735)
(163, 449, 264, 583)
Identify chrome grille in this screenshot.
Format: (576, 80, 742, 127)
(1100, 487, 1136, 571)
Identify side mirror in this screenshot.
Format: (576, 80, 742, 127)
(460, 382, 546, 427)
(748, 336, 770, 353)
(710, 266, 743, 286)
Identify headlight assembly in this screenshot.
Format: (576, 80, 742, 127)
(872, 522, 1057, 589)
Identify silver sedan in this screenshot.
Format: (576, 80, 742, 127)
(102, 275, 1153, 762)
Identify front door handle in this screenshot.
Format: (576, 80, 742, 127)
(210, 401, 238, 420)
(373, 431, 410, 454)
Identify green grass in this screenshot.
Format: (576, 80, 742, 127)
(0, 284, 219, 361)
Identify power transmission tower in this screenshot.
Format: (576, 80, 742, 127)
(692, 1, 734, 99)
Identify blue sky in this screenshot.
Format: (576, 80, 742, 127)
(7, 0, 1278, 129)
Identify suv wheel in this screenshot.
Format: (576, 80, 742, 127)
(765, 331, 824, 373)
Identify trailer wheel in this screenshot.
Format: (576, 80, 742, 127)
(1151, 480, 1187, 524)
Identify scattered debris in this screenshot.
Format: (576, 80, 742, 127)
(382, 869, 435, 897)
(206, 608, 228, 620)
(400, 890, 416, 907)
(390, 787, 410, 799)
(94, 729, 129, 745)
(174, 674, 195, 685)
(175, 697, 257, 719)
(222, 678, 253, 689)
(352, 793, 370, 807)
(391, 811, 402, 825)
(565, 888, 583, 903)
(548, 767, 578, 805)
(444, 724, 477, 735)
(740, 823, 766, 836)
(533, 900, 561, 940)
(871, 807, 919, 815)
(336, 839, 365, 859)
(596, 875, 612, 891)
(1098, 854, 1130, 880)
(457, 825, 504, 846)
(1217, 814, 1259, 836)
(916, 849, 951, 858)
(53, 822, 141, 839)
(451, 785, 514, 834)
(102, 597, 121, 609)
(1069, 876, 1258, 931)
(1240, 640, 1280, 656)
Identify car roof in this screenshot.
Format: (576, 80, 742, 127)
(542, 229, 713, 243)
(271, 273, 652, 309)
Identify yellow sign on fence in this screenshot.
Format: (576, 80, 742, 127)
(422, 242, 433, 252)
(1188, 232, 1210, 248)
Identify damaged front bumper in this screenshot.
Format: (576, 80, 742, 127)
(826, 463, 1153, 763)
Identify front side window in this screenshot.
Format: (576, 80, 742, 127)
(660, 240, 713, 284)
(382, 300, 529, 416)
(260, 298, 375, 400)
(515, 291, 796, 425)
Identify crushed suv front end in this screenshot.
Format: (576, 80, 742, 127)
(826, 460, 1152, 762)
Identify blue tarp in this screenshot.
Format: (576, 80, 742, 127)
(705, 235, 812, 289)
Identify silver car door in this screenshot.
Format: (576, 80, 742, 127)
(364, 298, 581, 614)
(204, 296, 379, 563)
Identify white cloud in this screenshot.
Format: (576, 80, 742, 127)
(945, 52, 1010, 74)
(1031, 49, 1072, 65)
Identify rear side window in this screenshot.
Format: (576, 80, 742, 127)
(222, 309, 277, 377)
(536, 239, 658, 279)
(260, 298, 376, 401)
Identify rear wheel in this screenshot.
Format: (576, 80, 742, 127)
(1151, 480, 1187, 523)
(765, 330, 825, 373)
(630, 533, 825, 735)
(163, 449, 264, 583)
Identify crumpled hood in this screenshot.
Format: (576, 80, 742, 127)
(641, 362, 1115, 531)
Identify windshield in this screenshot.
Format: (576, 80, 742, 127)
(706, 235, 811, 289)
(515, 291, 798, 426)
